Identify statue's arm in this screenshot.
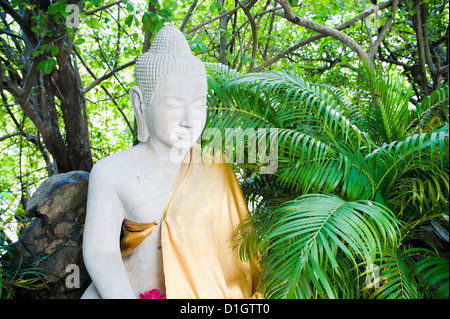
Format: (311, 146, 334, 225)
(82, 162, 135, 298)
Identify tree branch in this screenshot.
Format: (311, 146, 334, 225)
(0, 0, 37, 46)
(187, 5, 240, 34)
(421, 2, 437, 77)
(275, 0, 375, 70)
(0, 28, 22, 39)
(180, 0, 198, 33)
(254, 0, 393, 72)
(20, 55, 41, 99)
(0, 132, 21, 142)
(236, 0, 258, 71)
(1, 92, 21, 129)
(368, 0, 399, 58)
(83, 0, 122, 15)
(414, 0, 430, 94)
(142, 0, 158, 53)
(81, 59, 136, 95)
(363, 0, 375, 46)
(75, 48, 135, 137)
(438, 64, 449, 76)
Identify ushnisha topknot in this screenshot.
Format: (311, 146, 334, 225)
(135, 25, 207, 106)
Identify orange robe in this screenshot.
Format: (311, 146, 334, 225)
(120, 145, 260, 299)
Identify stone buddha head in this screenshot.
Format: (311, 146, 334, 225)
(130, 25, 207, 153)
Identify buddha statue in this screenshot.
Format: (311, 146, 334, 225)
(81, 25, 260, 299)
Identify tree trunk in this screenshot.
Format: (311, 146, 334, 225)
(218, 0, 229, 65)
(0, 0, 93, 173)
(142, 0, 158, 53)
(54, 31, 92, 173)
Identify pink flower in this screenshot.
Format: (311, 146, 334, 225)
(140, 289, 166, 299)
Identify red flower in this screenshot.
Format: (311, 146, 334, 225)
(140, 289, 166, 299)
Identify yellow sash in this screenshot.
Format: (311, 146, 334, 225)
(120, 219, 159, 258)
(119, 145, 261, 298)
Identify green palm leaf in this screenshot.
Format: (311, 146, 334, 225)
(415, 251, 449, 299)
(414, 85, 449, 132)
(364, 129, 449, 200)
(253, 194, 400, 299)
(356, 63, 414, 143)
(369, 247, 449, 299)
(367, 247, 422, 299)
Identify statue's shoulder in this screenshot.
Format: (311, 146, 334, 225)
(90, 147, 139, 180)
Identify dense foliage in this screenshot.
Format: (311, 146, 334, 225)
(206, 62, 448, 298)
(1, 0, 448, 298)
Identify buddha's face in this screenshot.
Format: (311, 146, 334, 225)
(145, 73, 207, 153)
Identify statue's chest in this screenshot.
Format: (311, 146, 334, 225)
(117, 167, 179, 223)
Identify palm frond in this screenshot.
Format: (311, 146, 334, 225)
(209, 70, 371, 145)
(250, 194, 400, 299)
(387, 167, 449, 214)
(365, 129, 449, 201)
(415, 251, 449, 298)
(356, 63, 414, 143)
(204, 69, 378, 188)
(367, 247, 421, 299)
(240, 173, 292, 208)
(369, 247, 449, 299)
(414, 85, 449, 132)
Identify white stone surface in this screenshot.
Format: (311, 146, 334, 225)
(81, 25, 207, 299)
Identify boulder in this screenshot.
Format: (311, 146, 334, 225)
(13, 170, 91, 299)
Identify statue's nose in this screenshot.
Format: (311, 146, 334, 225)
(180, 107, 193, 128)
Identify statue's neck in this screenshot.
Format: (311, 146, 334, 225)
(142, 138, 190, 169)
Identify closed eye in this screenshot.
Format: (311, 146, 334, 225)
(165, 96, 184, 109)
(192, 96, 207, 109)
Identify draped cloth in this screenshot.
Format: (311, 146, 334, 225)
(121, 219, 158, 258)
(119, 145, 261, 299)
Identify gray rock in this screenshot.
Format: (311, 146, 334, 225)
(13, 170, 91, 299)
(26, 171, 90, 223)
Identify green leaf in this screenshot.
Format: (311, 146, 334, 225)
(142, 12, 150, 25)
(126, 2, 134, 12)
(48, 3, 61, 15)
(160, 9, 171, 19)
(50, 45, 59, 57)
(190, 43, 198, 53)
(125, 15, 133, 27)
(184, 33, 192, 41)
(91, 18, 101, 29)
(37, 60, 48, 72)
(44, 61, 52, 74)
(250, 194, 400, 298)
(198, 43, 207, 53)
(242, 55, 254, 65)
(149, 11, 159, 23)
(74, 38, 85, 45)
(48, 57, 57, 66)
(210, 1, 222, 13)
(92, 0, 101, 7)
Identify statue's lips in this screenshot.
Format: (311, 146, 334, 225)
(173, 127, 201, 141)
(176, 133, 194, 140)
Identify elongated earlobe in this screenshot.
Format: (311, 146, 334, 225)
(130, 86, 149, 142)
